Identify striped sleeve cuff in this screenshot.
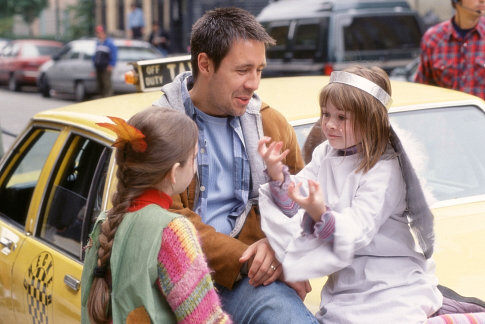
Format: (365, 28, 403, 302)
(301, 208, 335, 243)
(266, 165, 299, 217)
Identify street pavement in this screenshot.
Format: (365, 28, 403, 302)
(0, 86, 69, 152)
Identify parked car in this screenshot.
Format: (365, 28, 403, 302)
(38, 38, 163, 101)
(0, 39, 63, 91)
(0, 38, 9, 52)
(257, 0, 424, 77)
(1, 71, 484, 321)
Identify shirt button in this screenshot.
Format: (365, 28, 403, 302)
(200, 148, 205, 154)
(464, 42, 468, 47)
(200, 186, 206, 192)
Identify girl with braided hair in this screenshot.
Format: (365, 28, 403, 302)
(81, 107, 231, 323)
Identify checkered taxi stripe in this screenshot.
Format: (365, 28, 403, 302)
(23, 252, 53, 324)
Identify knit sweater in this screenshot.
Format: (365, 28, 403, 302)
(81, 190, 231, 324)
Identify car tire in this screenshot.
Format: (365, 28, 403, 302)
(8, 75, 20, 92)
(39, 74, 51, 98)
(74, 81, 85, 102)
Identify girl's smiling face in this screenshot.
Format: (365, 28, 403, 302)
(321, 100, 362, 150)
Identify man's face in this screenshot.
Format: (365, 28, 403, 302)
(204, 39, 266, 117)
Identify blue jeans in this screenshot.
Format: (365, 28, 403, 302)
(216, 277, 319, 324)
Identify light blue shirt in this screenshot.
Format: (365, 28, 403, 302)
(128, 7, 145, 28)
(193, 108, 242, 234)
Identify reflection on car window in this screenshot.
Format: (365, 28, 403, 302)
(0, 129, 59, 227)
(266, 24, 290, 60)
(39, 135, 109, 260)
(117, 46, 160, 61)
(293, 22, 321, 60)
(343, 15, 421, 53)
(391, 106, 485, 201)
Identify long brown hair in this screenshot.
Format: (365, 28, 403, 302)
(87, 107, 198, 323)
(319, 66, 392, 173)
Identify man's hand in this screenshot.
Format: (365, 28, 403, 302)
(239, 238, 282, 287)
(284, 280, 312, 301)
(107, 65, 113, 72)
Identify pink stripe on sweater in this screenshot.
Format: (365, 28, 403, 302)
(159, 226, 192, 282)
(166, 256, 209, 308)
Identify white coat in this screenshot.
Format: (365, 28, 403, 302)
(259, 142, 442, 324)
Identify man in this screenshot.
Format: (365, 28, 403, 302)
(153, 7, 318, 323)
(93, 25, 117, 98)
(148, 21, 170, 56)
(415, 0, 485, 99)
(127, 3, 145, 39)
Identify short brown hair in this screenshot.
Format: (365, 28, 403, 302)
(319, 66, 392, 173)
(190, 7, 275, 80)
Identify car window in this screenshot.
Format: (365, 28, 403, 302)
(0, 129, 59, 227)
(117, 46, 161, 61)
(38, 135, 110, 260)
(265, 22, 290, 60)
(343, 14, 421, 58)
(293, 19, 328, 60)
(390, 105, 485, 201)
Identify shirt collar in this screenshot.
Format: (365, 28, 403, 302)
(336, 144, 361, 156)
(449, 16, 485, 40)
(127, 189, 173, 212)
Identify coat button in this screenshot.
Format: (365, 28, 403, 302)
(200, 148, 205, 154)
(200, 186, 206, 192)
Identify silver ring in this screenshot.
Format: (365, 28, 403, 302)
(270, 264, 277, 271)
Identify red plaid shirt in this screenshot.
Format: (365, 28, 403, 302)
(415, 17, 485, 99)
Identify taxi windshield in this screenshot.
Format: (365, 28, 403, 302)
(390, 105, 485, 202)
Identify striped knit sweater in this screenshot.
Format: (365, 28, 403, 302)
(157, 217, 231, 324)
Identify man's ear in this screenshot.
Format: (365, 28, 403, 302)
(197, 53, 213, 75)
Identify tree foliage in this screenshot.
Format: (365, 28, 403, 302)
(67, 0, 95, 39)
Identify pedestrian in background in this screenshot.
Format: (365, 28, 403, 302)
(148, 21, 170, 56)
(415, 0, 485, 99)
(93, 25, 117, 98)
(128, 2, 145, 40)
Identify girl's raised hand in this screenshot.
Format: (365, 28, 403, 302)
(288, 179, 327, 222)
(258, 136, 289, 182)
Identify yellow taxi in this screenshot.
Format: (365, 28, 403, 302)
(0, 67, 484, 321)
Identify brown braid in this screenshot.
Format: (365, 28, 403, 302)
(86, 107, 198, 323)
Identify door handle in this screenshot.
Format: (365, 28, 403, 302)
(0, 236, 15, 253)
(64, 274, 80, 291)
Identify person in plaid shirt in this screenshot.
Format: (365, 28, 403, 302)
(415, 0, 485, 99)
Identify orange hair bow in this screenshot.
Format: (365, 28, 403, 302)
(96, 116, 147, 153)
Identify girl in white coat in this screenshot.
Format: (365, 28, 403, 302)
(257, 66, 443, 323)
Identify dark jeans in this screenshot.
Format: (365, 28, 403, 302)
(96, 68, 112, 97)
(131, 27, 143, 39)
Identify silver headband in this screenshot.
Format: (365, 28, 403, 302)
(329, 71, 392, 109)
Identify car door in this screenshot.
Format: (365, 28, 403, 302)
(8, 127, 111, 323)
(0, 127, 61, 323)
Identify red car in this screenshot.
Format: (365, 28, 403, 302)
(0, 39, 62, 91)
